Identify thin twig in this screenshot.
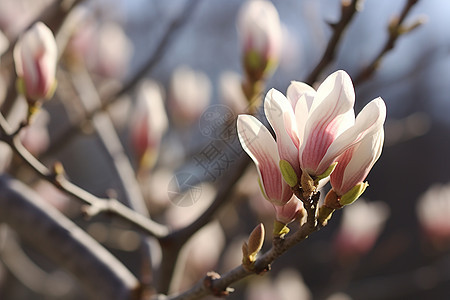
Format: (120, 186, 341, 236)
(0, 112, 169, 239)
(165, 194, 322, 300)
(47, 0, 202, 155)
(305, 0, 361, 85)
(354, 0, 422, 85)
(0, 175, 140, 300)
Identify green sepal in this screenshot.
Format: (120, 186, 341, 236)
(340, 182, 369, 206)
(315, 162, 337, 185)
(45, 79, 58, 100)
(273, 220, 290, 238)
(16, 77, 26, 96)
(279, 159, 298, 187)
(317, 205, 335, 226)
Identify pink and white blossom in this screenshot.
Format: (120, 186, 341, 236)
(330, 102, 385, 197)
(130, 80, 168, 168)
(237, 0, 282, 78)
(169, 65, 211, 126)
(237, 115, 292, 205)
(274, 197, 304, 225)
(14, 22, 57, 102)
(334, 199, 389, 258)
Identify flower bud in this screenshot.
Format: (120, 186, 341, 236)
(237, 0, 282, 81)
(242, 223, 265, 270)
(14, 22, 57, 103)
(130, 80, 168, 170)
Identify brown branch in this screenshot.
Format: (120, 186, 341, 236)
(305, 0, 361, 85)
(47, 0, 202, 155)
(0, 175, 140, 300)
(354, 0, 423, 85)
(0, 112, 169, 239)
(156, 152, 251, 294)
(164, 193, 322, 300)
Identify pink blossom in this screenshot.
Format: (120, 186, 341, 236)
(334, 199, 389, 258)
(14, 22, 57, 102)
(237, 0, 282, 77)
(274, 197, 304, 225)
(237, 115, 292, 205)
(330, 99, 385, 196)
(130, 80, 168, 167)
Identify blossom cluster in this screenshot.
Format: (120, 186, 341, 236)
(237, 70, 386, 225)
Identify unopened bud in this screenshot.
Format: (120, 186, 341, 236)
(242, 223, 265, 270)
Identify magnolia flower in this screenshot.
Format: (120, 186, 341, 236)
(334, 199, 389, 258)
(264, 71, 386, 181)
(169, 65, 211, 126)
(237, 115, 292, 206)
(14, 22, 57, 102)
(274, 197, 305, 225)
(237, 0, 282, 80)
(130, 80, 168, 169)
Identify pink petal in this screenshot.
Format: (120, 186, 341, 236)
(237, 115, 292, 205)
(300, 70, 356, 175)
(319, 97, 386, 174)
(287, 81, 315, 110)
(264, 88, 300, 175)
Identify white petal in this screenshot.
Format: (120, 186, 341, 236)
(299, 70, 356, 174)
(264, 89, 300, 173)
(287, 81, 315, 109)
(319, 97, 386, 173)
(295, 92, 315, 143)
(308, 70, 355, 118)
(237, 115, 285, 203)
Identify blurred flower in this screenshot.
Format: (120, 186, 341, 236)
(63, 8, 132, 79)
(14, 22, 57, 103)
(88, 21, 132, 78)
(417, 183, 450, 246)
(237, 0, 282, 80)
(245, 269, 311, 300)
(19, 109, 50, 156)
(334, 199, 389, 258)
(219, 71, 248, 114)
(130, 79, 168, 170)
(168, 65, 211, 126)
(0, 30, 8, 58)
(237, 114, 293, 206)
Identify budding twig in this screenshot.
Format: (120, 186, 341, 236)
(305, 0, 361, 85)
(0, 112, 169, 239)
(354, 0, 424, 85)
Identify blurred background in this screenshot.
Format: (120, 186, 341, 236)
(1, 0, 450, 299)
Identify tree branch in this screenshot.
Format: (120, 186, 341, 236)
(305, 0, 361, 85)
(0, 112, 169, 239)
(354, 0, 423, 85)
(164, 194, 323, 300)
(47, 0, 202, 155)
(0, 175, 140, 300)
